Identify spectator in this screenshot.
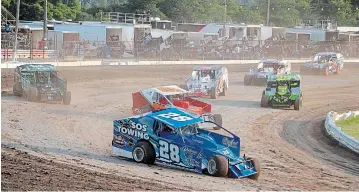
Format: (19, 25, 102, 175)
(49, 38, 53, 50)
(38, 39, 45, 49)
(5, 23, 11, 33)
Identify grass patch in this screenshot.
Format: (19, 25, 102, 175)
(336, 116, 359, 140)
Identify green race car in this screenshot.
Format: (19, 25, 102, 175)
(260, 74, 303, 110)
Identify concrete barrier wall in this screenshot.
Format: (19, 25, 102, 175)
(2, 59, 359, 68)
(325, 110, 359, 154)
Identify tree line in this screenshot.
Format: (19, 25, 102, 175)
(2, 0, 359, 27)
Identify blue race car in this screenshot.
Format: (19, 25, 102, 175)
(111, 108, 261, 179)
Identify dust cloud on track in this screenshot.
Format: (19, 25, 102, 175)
(1, 63, 359, 190)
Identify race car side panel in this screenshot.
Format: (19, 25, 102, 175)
(197, 128, 241, 158)
(112, 115, 203, 173)
(132, 92, 153, 115)
(155, 131, 203, 173)
(185, 97, 211, 113)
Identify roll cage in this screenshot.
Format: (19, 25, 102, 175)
(267, 80, 300, 89)
(152, 114, 237, 139)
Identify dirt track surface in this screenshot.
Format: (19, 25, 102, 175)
(1, 145, 187, 191)
(2, 63, 359, 190)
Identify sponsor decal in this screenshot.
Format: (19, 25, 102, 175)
(222, 137, 239, 148)
(118, 119, 150, 140)
(182, 146, 200, 167)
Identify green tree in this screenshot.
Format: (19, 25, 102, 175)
(311, 0, 358, 25)
(159, 0, 204, 22)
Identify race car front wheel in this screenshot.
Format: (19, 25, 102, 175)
(132, 141, 155, 164)
(248, 157, 261, 180)
(207, 155, 228, 177)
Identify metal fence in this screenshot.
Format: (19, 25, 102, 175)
(2, 38, 359, 62)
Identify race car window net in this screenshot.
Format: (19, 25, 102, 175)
(154, 121, 176, 135)
(314, 55, 331, 63)
(179, 124, 199, 135)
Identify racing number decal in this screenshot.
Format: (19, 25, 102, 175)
(159, 140, 180, 163)
(157, 112, 193, 122)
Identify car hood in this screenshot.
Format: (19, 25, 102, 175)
(185, 133, 238, 161)
(276, 86, 288, 96)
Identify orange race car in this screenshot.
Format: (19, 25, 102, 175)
(131, 85, 222, 125)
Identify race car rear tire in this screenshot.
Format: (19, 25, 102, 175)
(13, 82, 22, 97)
(248, 158, 261, 180)
(210, 87, 218, 99)
(294, 97, 300, 110)
(219, 83, 227, 96)
(334, 65, 340, 75)
(132, 141, 155, 165)
(322, 67, 329, 76)
(28, 87, 38, 102)
(212, 114, 222, 130)
(244, 75, 251, 85)
(63, 91, 71, 105)
(261, 95, 269, 108)
(207, 155, 228, 177)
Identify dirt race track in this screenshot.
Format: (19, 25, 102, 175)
(1, 63, 359, 190)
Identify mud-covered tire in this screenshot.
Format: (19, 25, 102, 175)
(244, 75, 251, 85)
(212, 114, 222, 130)
(261, 95, 269, 108)
(334, 65, 340, 75)
(210, 87, 218, 99)
(13, 83, 22, 96)
(294, 97, 300, 110)
(132, 141, 155, 165)
(207, 155, 228, 177)
(219, 83, 227, 96)
(28, 87, 38, 102)
(63, 91, 71, 105)
(322, 67, 329, 76)
(248, 158, 261, 180)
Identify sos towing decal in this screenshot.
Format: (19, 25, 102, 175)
(116, 119, 150, 140)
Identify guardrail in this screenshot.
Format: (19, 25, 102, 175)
(2, 59, 359, 68)
(325, 110, 359, 154)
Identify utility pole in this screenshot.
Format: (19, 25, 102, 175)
(43, 0, 48, 41)
(12, 0, 21, 62)
(222, 0, 227, 37)
(266, 0, 271, 26)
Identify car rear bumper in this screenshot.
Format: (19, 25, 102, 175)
(39, 93, 62, 101)
(188, 91, 208, 97)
